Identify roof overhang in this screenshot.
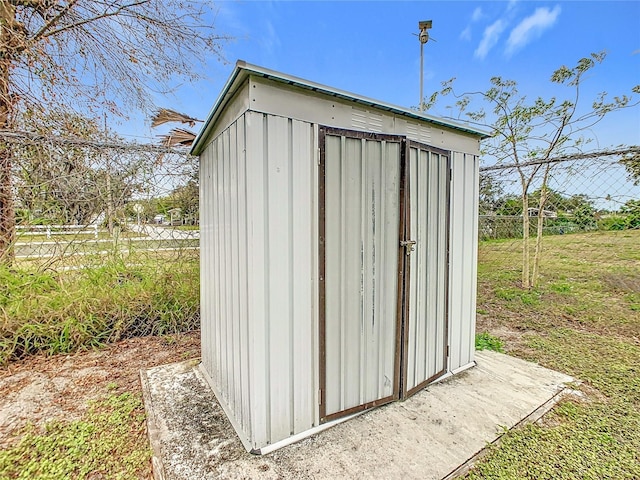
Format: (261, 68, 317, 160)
(190, 60, 491, 156)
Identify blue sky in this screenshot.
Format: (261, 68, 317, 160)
(131, 1, 640, 152)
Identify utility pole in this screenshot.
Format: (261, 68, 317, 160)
(418, 20, 432, 112)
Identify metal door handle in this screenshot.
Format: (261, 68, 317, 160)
(400, 240, 417, 255)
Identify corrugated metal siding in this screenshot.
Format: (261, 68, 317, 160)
(323, 134, 400, 417)
(244, 111, 317, 448)
(405, 146, 449, 392)
(200, 114, 252, 438)
(200, 111, 317, 450)
(448, 152, 479, 370)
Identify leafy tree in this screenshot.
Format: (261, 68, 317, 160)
(427, 52, 639, 288)
(0, 1, 227, 263)
(620, 199, 640, 229)
(478, 173, 504, 214)
(495, 195, 522, 216)
(572, 202, 596, 230)
(169, 180, 199, 224)
(529, 187, 566, 214)
(12, 109, 141, 227)
(561, 194, 596, 230)
(621, 151, 640, 185)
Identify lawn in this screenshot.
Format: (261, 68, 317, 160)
(0, 230, 638, 478)
(469, 229, 640, 479)
(0, 253, 200, 479)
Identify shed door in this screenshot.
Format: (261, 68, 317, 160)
(402, 142, 451, 397)
(319, 127, 404, 423)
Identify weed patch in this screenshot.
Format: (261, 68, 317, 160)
(0, 258, 199, 365)
(475, 332, 504, 352)
(525, 329, 640, 400)
(0, 392, 150, 479)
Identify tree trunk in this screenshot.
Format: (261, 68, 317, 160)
(531, 165, 551, 287)
(0, 144, 14, 265)
(0, 2, 19, 264)
(520, 186, 531, 289)
(532, 199, 546, 287)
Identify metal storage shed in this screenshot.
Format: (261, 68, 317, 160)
(190, 60, 489, 454)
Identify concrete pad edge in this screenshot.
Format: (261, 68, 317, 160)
(140, 368, 166, 480)
(441, 385, 578, 480)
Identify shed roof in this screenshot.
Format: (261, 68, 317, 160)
(190, 60, 490, 156)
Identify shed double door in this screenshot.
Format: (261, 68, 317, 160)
(319, 127, 450, 423)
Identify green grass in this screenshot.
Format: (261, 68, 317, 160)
(475, 332, 504, 352)
(469, 229, 640, 479)
(1, 229, 638, 478)
(0, 255, 199, 365)
(169, 225, 200, 231)
(15, 230, 143, 243)
(0, 393, 151, 479)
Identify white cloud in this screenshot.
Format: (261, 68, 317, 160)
(460, 26, 472, 41)
(475, 19, 507, 60)
(472, 7, 484, 22)
(262, 19, 281, 55)
(506, 5, 561, 55)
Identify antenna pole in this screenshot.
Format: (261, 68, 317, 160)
(420, 41, 424, 111)
(418, 20, 432, 112)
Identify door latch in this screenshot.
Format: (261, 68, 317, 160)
(400, 240, 417, 255)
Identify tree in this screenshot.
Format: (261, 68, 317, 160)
(478, 173, 504, 214)
(495, 195, 522, 216)
(427, 52, 639, 288)
(529, 187, 566, 214)
(12, 109, 142, 226)
(562, 194, 596, 230)
(0, 1, 227, 263)
(621, 151, 640, 185)
(620, 199, 640, 230)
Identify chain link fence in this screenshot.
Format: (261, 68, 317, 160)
(2, 131, 198, 267)
(0, 131, 200, 363)
(478, 149, 640, 275)
(1, 130, 639, 362)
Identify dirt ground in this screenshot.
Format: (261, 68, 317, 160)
(0, 331, 200, 451)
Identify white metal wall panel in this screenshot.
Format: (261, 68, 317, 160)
(405, 146, 449, 392)
(200, 130, 214, 394)
(405, 121, 432, 145)
(249, 76, 482, 155)
(200, 114, 252, 437)
(200, 111, 317, 451)
(203, 80, 251, 147)
(324, 134, 400, 418)
(244, 111, 317, 448)
(448, 152, 479, 371)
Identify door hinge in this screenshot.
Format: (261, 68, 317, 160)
(318, 389, 322, 405)
(446, 345, 450, 357)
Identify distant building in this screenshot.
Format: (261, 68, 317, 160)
(527, 207, 557, 218)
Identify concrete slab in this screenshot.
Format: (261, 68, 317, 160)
(140, 351, 575, 480)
